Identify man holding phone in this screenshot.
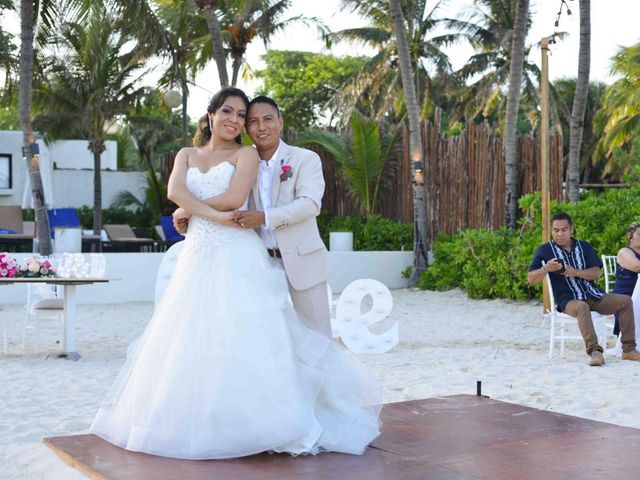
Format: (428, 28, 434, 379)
(528, 212, 640, 366)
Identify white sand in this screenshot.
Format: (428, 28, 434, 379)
(1, 288, 639, 479)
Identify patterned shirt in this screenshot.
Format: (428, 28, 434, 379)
(529, 238, 604, 311)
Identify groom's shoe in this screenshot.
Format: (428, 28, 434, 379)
(588, 350, 605, 366)
(621, 350, 640, 362)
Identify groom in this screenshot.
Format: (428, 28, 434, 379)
(174, 96, 332, 337)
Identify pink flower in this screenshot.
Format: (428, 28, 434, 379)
(280, 165, 293, 182)
(43, 260, 51, 269)
(28, 261, 40, 273)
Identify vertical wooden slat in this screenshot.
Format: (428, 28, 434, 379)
(311, 121, 562, 239)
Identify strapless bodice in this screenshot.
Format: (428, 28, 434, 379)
(183, 162, 255, 252)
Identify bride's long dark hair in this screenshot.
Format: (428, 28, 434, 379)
(193, 87, 250, 147)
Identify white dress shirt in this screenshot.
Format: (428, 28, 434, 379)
(258, 142, 281, 249)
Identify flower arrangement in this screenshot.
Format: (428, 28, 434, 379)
(17, 256, 56, 278)
(0, 253, 56, 278)
(280, 165, 292, 182)
(0, 252, 18, 278)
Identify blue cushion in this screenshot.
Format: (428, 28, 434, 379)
(0, 228, 17, 234)
(48, 208, 81, 239)
(160, 215, 185, 243)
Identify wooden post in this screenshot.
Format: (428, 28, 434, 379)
(541, 37, 551, 311)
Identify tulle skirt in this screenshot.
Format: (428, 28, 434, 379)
(90, 234, 381, 459)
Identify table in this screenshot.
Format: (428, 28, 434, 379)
(0, 277, 111, 360)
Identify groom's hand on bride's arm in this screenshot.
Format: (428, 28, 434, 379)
(232, 211, 265, 229)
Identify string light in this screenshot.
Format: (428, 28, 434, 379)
(549, 0, 573, 45)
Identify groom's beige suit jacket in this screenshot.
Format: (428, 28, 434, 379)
(249, 140, 329, 291)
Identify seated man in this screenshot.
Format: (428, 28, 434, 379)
(528, 212, 640, 366)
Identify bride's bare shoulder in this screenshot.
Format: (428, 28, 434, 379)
(235, 146, 259, 162)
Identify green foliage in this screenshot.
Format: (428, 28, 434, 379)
(594, 43, 640, 166)
(111, 171, 168, 217)
(295, 113, 400, 216)
(419, 185, 640, 299)
(552, 79, 607, 182)
(401, 266, 412, 279)
(316, 212, 412, 251)
(418, 226, 540, 300)
(256, 50, 367, 133)
(0, 0, 16, 91)
(76, 205, 157, 237)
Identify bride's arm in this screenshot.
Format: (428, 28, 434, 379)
(176, 147, 259, 218)
(167, 148, 232, 224)
(206, 147, 258, 211)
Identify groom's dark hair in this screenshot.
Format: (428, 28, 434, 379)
(249, 96, 281, 117)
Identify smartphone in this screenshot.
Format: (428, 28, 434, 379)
(552, 258, 566, 274)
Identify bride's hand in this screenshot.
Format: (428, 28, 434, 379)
(214, 211, 241, 227)
(172, 208, 191, 234)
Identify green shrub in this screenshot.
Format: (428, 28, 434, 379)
(317, 212, 412, 251)
(419, 184, 640, 300)
(77, 206, 158, 237)
(418, 227, 540, 300)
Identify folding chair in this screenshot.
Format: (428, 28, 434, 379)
(601, 254, 617, 293)
(544, 272, 609, 359)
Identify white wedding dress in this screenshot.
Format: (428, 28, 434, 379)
(90, 161, 381, 460)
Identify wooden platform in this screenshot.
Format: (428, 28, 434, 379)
(44, 394, 640, 480)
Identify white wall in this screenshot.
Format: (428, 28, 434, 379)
(0, 130, 142, 208)
(51, 170, 146, 209)
(48, 139, 117, 170)
(0, 251, 413, 304)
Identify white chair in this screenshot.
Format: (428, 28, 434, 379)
(601, 254, 617, 293)
(22, 284, 64, 354)
(606, 277, 640, 357)
(600, 255, 618, 336)
(545, 273, 609, 359)
(126, 241, 184, 358)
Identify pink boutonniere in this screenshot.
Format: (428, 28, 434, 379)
(280, 165, 293, 182)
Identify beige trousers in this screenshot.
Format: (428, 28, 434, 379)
(564, 293, 637, 354)
(268, 257, 332, 337)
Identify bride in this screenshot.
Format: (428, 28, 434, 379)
(89, 87, 381, 460)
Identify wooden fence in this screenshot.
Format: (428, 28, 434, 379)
(318, 119, 563, 245)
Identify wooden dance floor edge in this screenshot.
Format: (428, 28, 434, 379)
(44, 394, 640, 480)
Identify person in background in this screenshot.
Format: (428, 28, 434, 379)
(612, 222, 640, 336)
(528, 212, 640, 366)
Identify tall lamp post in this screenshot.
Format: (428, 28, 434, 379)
(540, 36, 551, 311)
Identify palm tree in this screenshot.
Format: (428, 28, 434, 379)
(19, 0, 54, 255)
(388, 0, 428, 285)
(294, 113, 400, 216)
(33, 3, 146, 238)
(566, 0, 590, 203)
(221, 0, 315, 86)
(447, 0, 538, 123)
(332, 0, 458, 123)
(156, 0, 210, 144)
(503, 0, 529, 229)
(195, 0, 230, 87)
(593, 43, 640, 165)
(554, 79, 606, 184)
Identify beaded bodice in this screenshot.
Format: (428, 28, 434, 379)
(183, 162, 255, 251)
